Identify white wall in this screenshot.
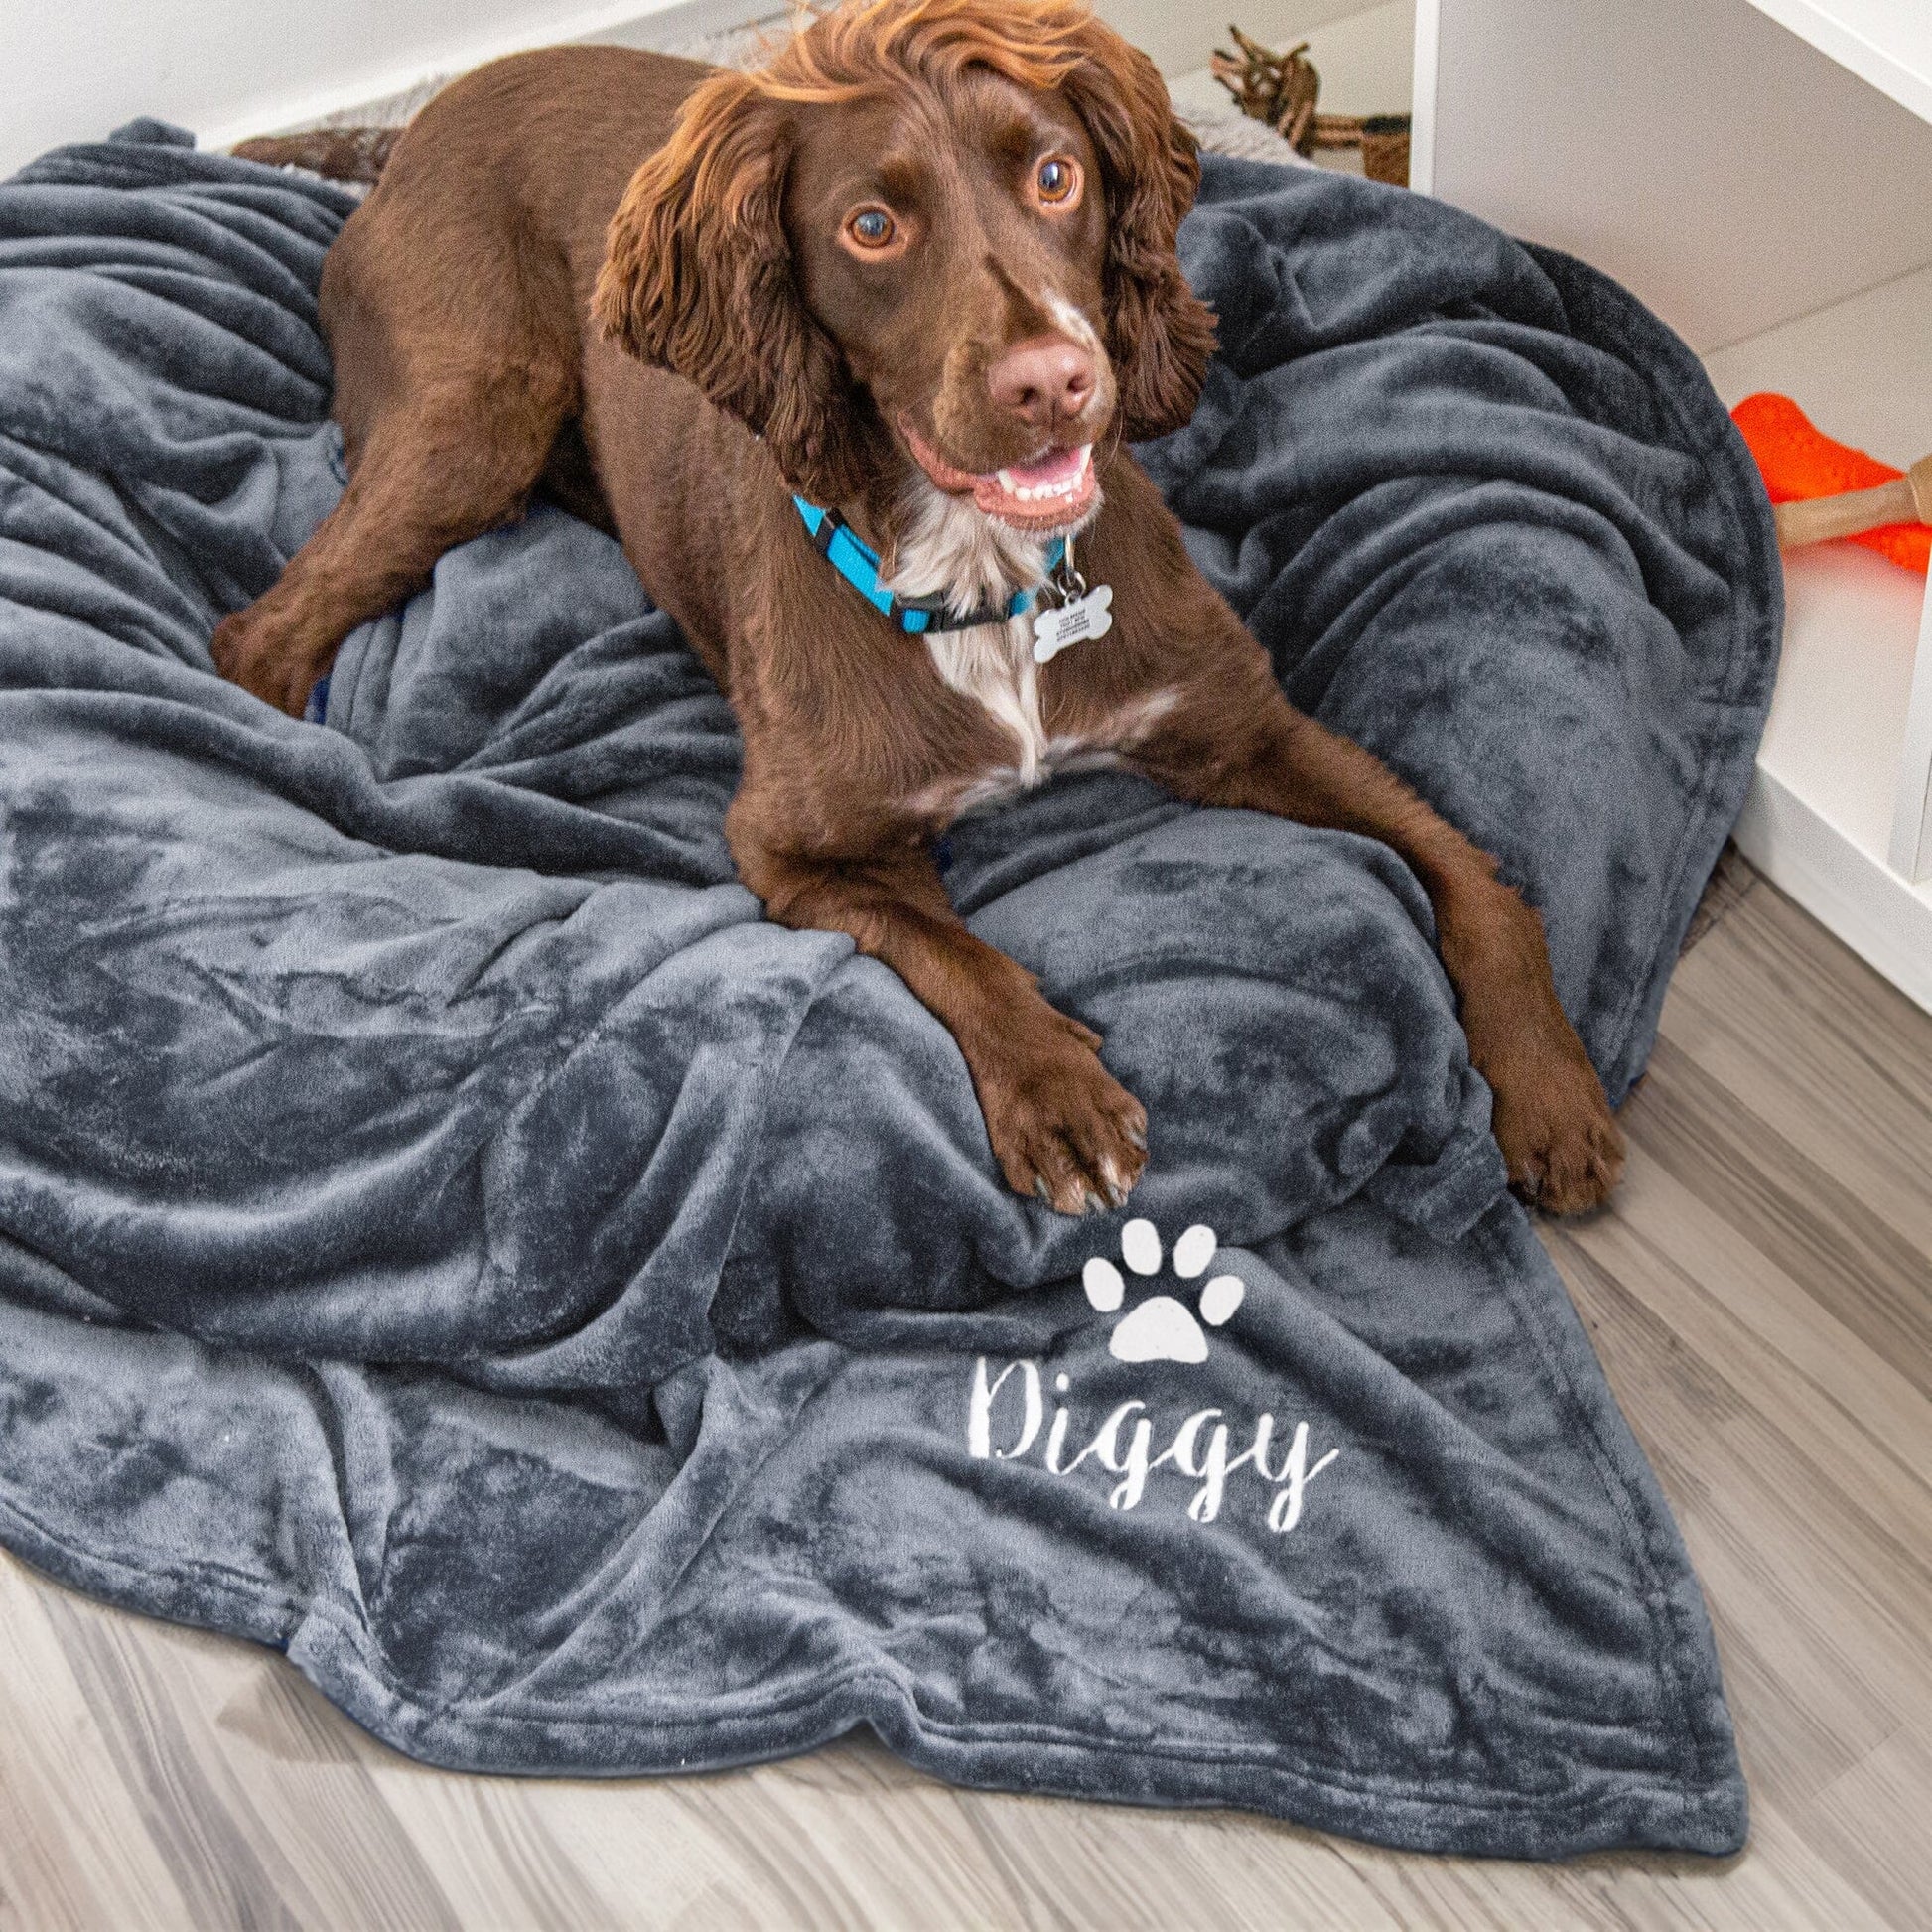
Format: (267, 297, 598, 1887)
(0, 0, 723, 177)
(1420, 0, 1932, 352)
(3, 0, 1412, 178)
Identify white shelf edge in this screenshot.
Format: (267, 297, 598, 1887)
(1741, 0, 1932, 127)
(1889, 587, 1932, 879)
(1734, 763, 1932, 1014)
(1409, 0, 1442, 196)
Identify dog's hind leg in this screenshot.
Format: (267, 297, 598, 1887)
(211, 365, 572, 717)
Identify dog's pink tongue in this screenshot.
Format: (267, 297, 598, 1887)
(969, 443, 1095, 522)
(1002, 447, 1086, 489)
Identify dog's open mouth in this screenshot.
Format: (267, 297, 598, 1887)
(900, 422, 1098, 530)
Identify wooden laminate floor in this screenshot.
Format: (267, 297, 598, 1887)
(3, 858, 1929, 1931)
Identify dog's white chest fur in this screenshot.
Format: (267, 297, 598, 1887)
(886, 472, 1176, 820)
(890, 481, 1071, 810)
(885, 483, 1181, 815)
(924, 617, 1051, 785)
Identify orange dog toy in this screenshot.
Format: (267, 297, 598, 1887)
(1730, 393, 1930, 574)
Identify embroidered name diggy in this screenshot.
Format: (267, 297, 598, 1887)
(966, 1357, 1342, 1531)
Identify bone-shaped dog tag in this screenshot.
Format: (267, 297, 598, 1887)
(1032, 583, 1113, 664)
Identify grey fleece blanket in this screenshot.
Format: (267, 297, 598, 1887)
(0, 122, 1774, 1860)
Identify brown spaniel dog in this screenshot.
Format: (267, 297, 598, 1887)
(220, 0, 1623, 1216)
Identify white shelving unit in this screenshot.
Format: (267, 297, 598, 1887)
(1741, 0, 1932, 123)
(1705, 262, 1932, 1005)
(1415, 0, 1932, 1012)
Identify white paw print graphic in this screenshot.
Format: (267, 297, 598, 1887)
(1082, 1219, 1245, 1364)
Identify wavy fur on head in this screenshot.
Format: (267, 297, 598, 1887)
(592, 0, 1217, 497)
(593, 70, 883, 503)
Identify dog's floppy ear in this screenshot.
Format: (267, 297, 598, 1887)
(593, 72, 876, 503)
(1062, 28, 1217, 440)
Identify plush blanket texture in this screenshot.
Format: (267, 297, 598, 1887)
(0, 122, 1776, 1859)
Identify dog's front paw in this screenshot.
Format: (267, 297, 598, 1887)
(210, 606, 328, 719)
(979, 1011, 1149, 1215)
(1486, 1040, 1626, 1215)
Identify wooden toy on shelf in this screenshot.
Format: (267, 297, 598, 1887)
(1731, 391, 1930, 573)
(1210, 25, 1413, 183)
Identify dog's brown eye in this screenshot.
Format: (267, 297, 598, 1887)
(1035, 156, 1080, 207)
(845, 207, 897, 250)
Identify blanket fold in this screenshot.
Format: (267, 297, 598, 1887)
(0, 125, 1773, 1859)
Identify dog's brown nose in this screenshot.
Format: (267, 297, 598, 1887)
(986, 335, 1095, 432)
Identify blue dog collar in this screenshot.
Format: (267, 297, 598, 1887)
(793, 496, 1063, 634)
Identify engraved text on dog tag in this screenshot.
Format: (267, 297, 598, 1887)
(1032, 583, 1113, 664)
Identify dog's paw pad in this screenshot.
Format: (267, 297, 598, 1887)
(1081, 1219, 1245, 1363)
(1171, 1222, 1217, 1278)
(1120, 1218, 1161, 1275)
(1198, 1273, 1244, 1325)
(1081, 1255, 1126, 1311)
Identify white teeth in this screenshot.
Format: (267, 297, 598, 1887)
(994, 445, 1092, 503)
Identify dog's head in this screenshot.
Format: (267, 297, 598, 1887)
(594, 0, 1215, 525)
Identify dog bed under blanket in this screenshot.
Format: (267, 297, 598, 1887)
(0, 122, 1774, 1860)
